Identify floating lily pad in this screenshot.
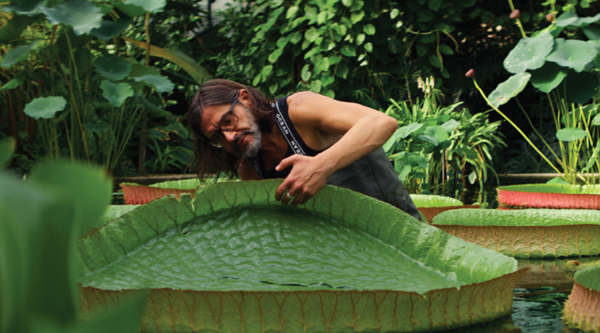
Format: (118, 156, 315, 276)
(488, 72, 531, 108)
(100, 205, 140, 227)
(432, 208, 600, 258)
(80, 180, 525, 332)
(546, 39, 598, 73)
(503, 33, 553, 74)
(497, 184, 600, 209)
(563, 265, 600, 332)
(120, 178, 235, 204)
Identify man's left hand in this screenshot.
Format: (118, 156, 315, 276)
(274, 154, 333, 207)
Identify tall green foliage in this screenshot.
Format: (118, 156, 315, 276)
(213, 0, 505, 108)
(0, 0, 210, 175)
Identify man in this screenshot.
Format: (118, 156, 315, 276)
(189, 79, 420, 220)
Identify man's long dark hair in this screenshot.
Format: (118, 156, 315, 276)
(188, 79, 274, 180)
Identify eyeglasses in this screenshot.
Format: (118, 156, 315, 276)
(209, 98, 239, 148)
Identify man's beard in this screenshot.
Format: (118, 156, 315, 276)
(232, 105, 262, 158)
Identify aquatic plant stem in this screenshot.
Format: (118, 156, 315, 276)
(515, 97, 560, 162)
(472, 78, 561, 174)
(507, 0, 527, 38)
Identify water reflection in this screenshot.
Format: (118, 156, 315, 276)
(446, 257, 598, 332)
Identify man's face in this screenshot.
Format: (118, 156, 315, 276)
(201, 99, 262, 157)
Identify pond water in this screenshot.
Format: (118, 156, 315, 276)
(451, 257, 598, 333)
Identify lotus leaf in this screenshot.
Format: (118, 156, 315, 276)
(530, 62, 568, 93)
(545, 39, 598, 73)
(503, 33, 553, 74)
(564, 70, 599, 104)
(432, 209, 600, 258)
(497, 184, 600, 209)
(40, 0, 103, 36)
(94, 57, 132, 81)
(0, 40, 41, 69)
(563, 265, 600, 332)
(488, 72, 531, 108)
(100, 80, 133, 107)
(79, 180, 525, 332)
(23, 96, 67, 119)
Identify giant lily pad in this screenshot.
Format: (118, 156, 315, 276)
(409, 194, 479, 222)
(79, 180, 526, 332)
(432, 209, 600, 258)
(563, 265, 600, 332)
(497, 184, 600, 209)
(503, 33, 554, 74)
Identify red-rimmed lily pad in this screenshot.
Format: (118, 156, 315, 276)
(79, 180, 526, 332)
(432, 208, 600, 258)
(410, 194, 479, 222)
(497, 184, 600, 209)
(120, 178, 235, 204)
(563, 265, 600, 332)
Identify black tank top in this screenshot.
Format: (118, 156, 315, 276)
(252, 95, 421, 221)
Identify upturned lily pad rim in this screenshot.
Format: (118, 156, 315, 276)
(80, 179, 518, 291)
(432, 208, 600, 227)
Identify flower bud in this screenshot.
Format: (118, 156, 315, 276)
(510, 9, 520, 20)
(465, 69, 475, 78)
(546, 13, 554, 21)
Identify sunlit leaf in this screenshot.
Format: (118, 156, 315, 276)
(503, 33, 553, 74)
(546, 177, 569, 184)
(593, 114, 600, 126)
(40, 0, 103, 36)
(94, 56, 132, 81)
(488, 72, 531, 108)
(0, 40, 41, 69)
(132, 75, 174, 94)
(556, 127, 588, 142)
(23, 96, 67, 119)
(100, 80, 133, 107)
(546, 39, 598, 73)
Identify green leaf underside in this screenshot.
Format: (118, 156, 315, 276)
(433, 209, 600, 227)
(530, 62, 568, 93)
(575, 265, 600, 291)
(498, 184, 600, 195)
(410, 194, 463, 208)
(488, 72, 531, 108)
(80, 180, 516, 294)
(503, 33, 553, 74)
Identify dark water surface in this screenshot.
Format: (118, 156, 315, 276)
(450, 257, 598, 333)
